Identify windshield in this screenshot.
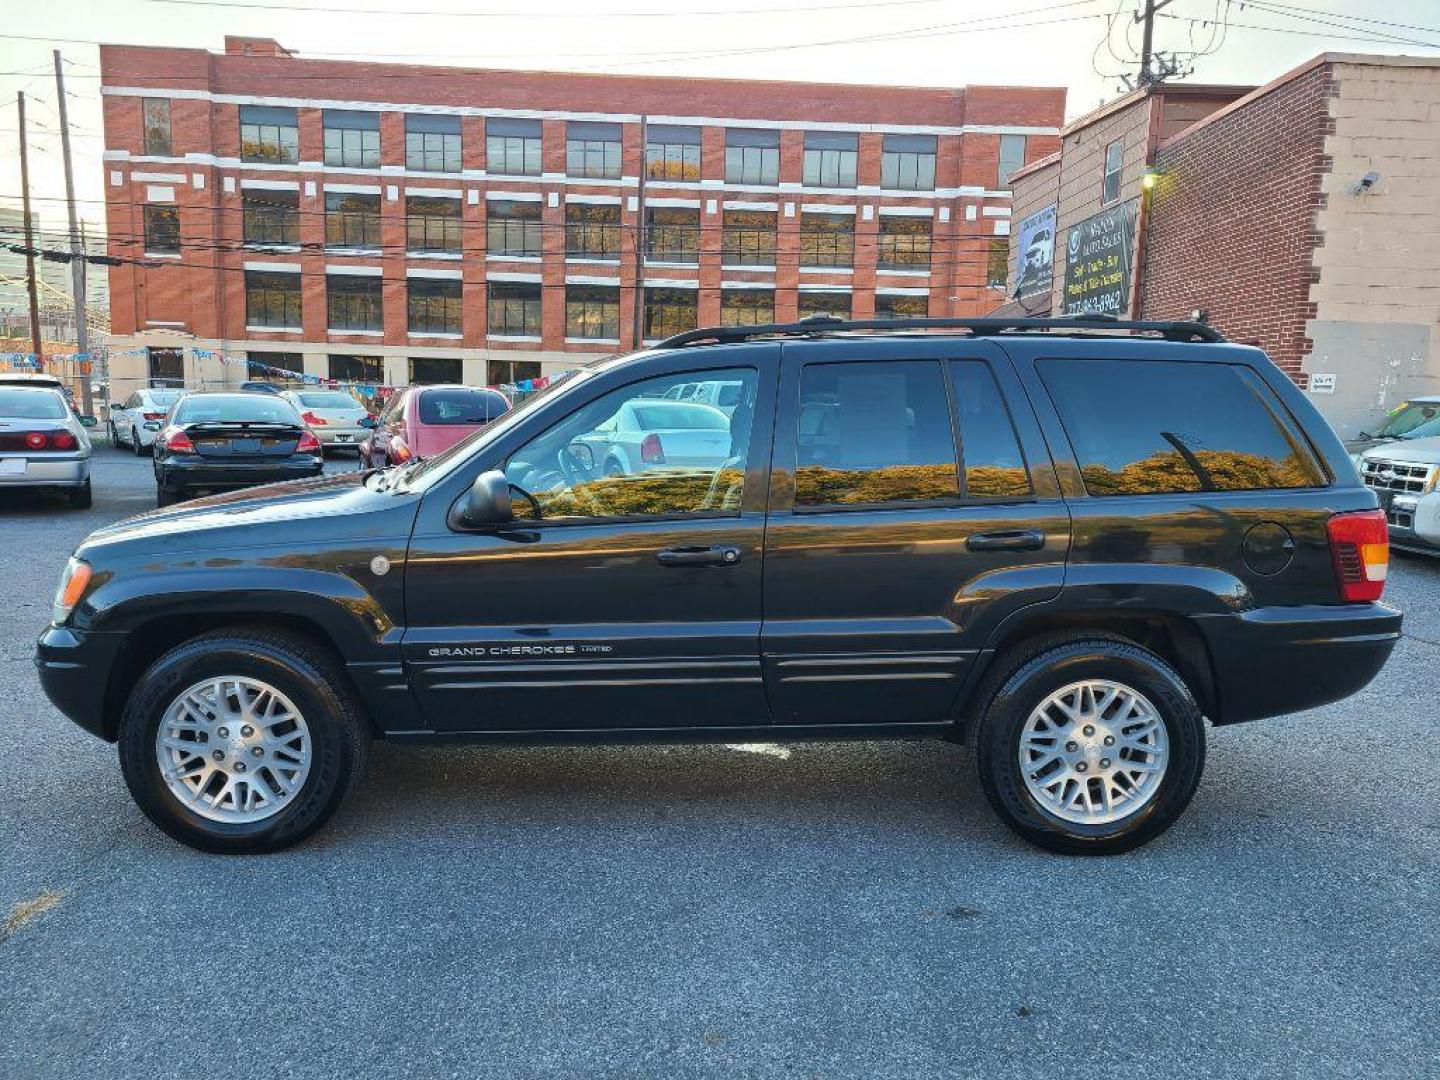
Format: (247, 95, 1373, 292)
(297, 391, 363, 409)
(418, 388, 509, 425)
(1374, 401, 1440, 437)
(1400, 415, 1440, 440)
(394, 369, 594, 491)
(150, 390, 182, 406)
(0, 388, 66, 419)
(173, 395, 303, 425)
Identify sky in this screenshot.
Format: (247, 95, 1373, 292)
(2, 0, 1438, 239)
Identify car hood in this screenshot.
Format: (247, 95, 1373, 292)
(79, 471, 420, 558)
(1358, 436, 1440, 466)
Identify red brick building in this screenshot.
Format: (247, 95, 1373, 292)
(99, 36, 1064, 397)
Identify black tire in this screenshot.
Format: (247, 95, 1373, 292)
(118, 628, 369, 854)
(132, 428, 146, 456)
(969, 634, 1205, 856)
(68, 477, 92, 509)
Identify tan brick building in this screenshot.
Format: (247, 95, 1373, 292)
(1003, 53, 1440, 439)
(99, 36, 1064, 400)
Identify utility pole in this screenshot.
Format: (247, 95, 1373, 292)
(1134, 0, 1175, 87)
(16, 93, 45, 367)
(631, 113, 648, 351)
(54, 49, 93, 414)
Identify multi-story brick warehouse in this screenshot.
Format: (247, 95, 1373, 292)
(98, 35, 1064, 398)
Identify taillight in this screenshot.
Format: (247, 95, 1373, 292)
(142, 411, 165, 421)
(640, 433, 665, 465)
(161, 427, 195, 454)
(51, 431, 77, 450)
(24, 431, 47, 450)
(296, 430, 322, 454)
(392, 440, 412, 463)
(301, 411, 328, 426)
(1328, 509, 1388, 602)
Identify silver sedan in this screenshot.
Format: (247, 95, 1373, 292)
(0, 386, 96, 508)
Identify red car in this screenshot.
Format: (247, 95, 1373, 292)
(359, 384, 511, 468)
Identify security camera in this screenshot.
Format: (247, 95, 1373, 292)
(1356, 171, 1381, 193)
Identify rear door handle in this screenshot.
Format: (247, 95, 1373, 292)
(657, 545, 742, 568)
(965, 529, 1046, 553)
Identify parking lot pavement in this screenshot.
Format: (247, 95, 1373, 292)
(1, 447, 1437, 1080)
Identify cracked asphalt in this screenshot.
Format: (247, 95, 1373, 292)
(2, 447, 1438, 1079)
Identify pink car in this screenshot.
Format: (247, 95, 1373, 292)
(359, 385, 511, 468)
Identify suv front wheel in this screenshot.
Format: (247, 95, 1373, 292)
(971, 635, 1205, 855)
(118, 628, 369, 853)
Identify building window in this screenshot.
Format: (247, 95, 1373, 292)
(247, 351, 302, 380)
(491, 359, 542, 385)
(409, 357, 462, 384)
(142, 98, 171, 156)
(242, 190, 299, 246)
(877, 215, 932, 271)
(721, 209, 777, 267)
(325, 192, 382, 250)
(798, 211, 855, 268)
(330, 354, 383, 382)
(408, 278, 463, 335)
(881, 134, 936, 191)
(565, 203, 622, 261)
(987, 237, 1009, 288)
(486, 199, 543, 258)
(486, 118, 543, 176)
(566, 121, 622, 179)
(644, 288, 697, 339)
(143, 205, 180, 253)
(998, 134, 1027, 189)
(645, 206, 700, 264)
(488, 281, 541, 336)
(565, 284, 621, 340)
(875, 293, 929, 318)
(147, 347, 184, 387)
(406, 114, 461, 173)
(798, 290, 850, 319)
(245, 271, 302, 328)
(725, 129, 780, 185)
(323, 110, 381, 169)
(240, 105, 299, 164)
(327, 274, 383, 332)
(1103, 138, 1124, 204)
(803, 132, 858, 188)
(720, 289, 774, 326)
(645, 124, 701, 181)
(406, 195, 462, 254)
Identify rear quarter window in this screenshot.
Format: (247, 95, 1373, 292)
(1038, 358, 1324, 496)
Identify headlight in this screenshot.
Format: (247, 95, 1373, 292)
(52, 557, 92, 625)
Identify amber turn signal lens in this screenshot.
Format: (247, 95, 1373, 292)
(53, 558, 92, 624)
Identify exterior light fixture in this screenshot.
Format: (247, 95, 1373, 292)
(1141, 167, 1162, 191)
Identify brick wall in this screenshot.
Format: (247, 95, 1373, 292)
(1141, 63, 1336, 381)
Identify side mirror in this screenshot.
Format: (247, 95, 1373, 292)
(451, 469, 514, 529)
(78, 415, 98, 428)
(359, 415, 378, 429)
(568, 441, 595, 471)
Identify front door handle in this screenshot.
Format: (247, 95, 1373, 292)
(965, 529, 1046, 553)
(657, 545, 742, 568)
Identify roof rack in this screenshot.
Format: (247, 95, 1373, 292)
(654, 313, 1225, 349)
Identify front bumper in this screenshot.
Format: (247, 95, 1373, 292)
(1194, 602, 1402, 725)
(36, 623, 127, 741)
(157, 455, 324, 491)
(1383, 492, 1440, 556)
(0, 453, 90, 488)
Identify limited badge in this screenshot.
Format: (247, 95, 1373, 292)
(370, 555, 391, 576)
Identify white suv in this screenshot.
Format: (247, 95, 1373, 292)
(1357, 437, 1440, 555)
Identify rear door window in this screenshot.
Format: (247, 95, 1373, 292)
(795, 360, 959, 507)
(1038, 359, 1324, 495)
(951, 360, 1031, 499)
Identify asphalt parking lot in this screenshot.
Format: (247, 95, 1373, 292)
(1, 444, 1437, 1079)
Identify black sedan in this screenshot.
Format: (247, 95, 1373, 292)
(153, 391, 324, 506)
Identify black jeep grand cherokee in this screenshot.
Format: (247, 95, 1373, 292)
(37, 317, 1400, 855)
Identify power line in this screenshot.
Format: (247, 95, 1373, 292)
(145, 0, 974, 19)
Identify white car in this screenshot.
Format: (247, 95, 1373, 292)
(572, 399, 733, 476)
(661, 378, 745, 416)
(109, 387, 183, 455)
(1357, 436, 1440, 556)
(279, 389, 373, 452)
(0, 385, 94, 508)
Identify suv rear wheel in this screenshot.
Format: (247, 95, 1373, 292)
(970, 635, 1205, 855)
(118, 628, 369, 854)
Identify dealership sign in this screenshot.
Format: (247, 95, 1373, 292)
(1062, 200, 1138, 315)
(1013, 204, 1056, 300)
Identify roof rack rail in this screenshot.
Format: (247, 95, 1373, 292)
(654, 314, 1225, 349)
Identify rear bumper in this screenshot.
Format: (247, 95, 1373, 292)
(36, 624, 127, 741)
(0, 455, 90, 487)
(157, 456, 324, 490)
(1194, 602, 1402, 725)
(314, 427, 366, 446)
